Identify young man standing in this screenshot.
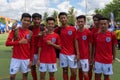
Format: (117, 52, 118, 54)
(6, 13, 33, 80)
(93, 17, 117, 80)
(30, 13, 42, 80)
(37, 17, 61, 80)
(55, 12, 77, 80)
(89, 14, 103, 80)
(75, 15, 92, 80)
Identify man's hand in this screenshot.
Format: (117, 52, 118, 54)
(12, 22, 17, 30)
(37, 60, 40, 67)
(47, 40, 53, 45)
(28, 61, 32, 69)
(19, 38, 27, 44)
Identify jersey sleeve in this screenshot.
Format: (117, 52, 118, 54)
(5, 30, 19, 46)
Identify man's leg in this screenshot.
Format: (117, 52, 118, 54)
(49, 72, 55, 80)
(70, 68, 77, 80)
(31, 65, 37, 80)
(104, 75, 110, 80)
(78, 69, 83, 80)
(22, 72, 28, 80)
(40, 72, 46, 80)
(88, 65, 93, 80)
(10, 74, 16, 80)
(95, 73, 102, 80)
(63, 67, 69, 80)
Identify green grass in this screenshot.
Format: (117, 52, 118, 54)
(0, 33, 120, 80)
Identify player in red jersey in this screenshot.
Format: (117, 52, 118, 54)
(75, 15, 92, 80)
(88, 14, 103, 80)
(93, 17, 117, 80)
(6, 13, 33, 80)
(55, 12, 77, 80)
(37, 17, 61, 80)
(30, 13, 42, 80)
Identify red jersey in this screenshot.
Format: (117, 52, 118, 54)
(38, 32, 61, 63)
(91, 26, 100, 34)
(55, 26, 76, 55)
(31, 26, 41, 54)
(94, 31, 117, 64)
(76, 28, 92, 59)
(6, 27, 34, 61)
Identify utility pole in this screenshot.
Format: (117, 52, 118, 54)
(25, 0, 27, 12)
(85, 0, 88, 26)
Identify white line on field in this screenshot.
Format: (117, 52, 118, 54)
(115, 58, 120, 62)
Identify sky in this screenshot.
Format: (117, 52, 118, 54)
(0, 0, 112, 20)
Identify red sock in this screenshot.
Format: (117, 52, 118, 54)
(104, 77, 110, 80)
(31, 69, 37, 80)
(70, 75, 76, 80)
(84, 75, 89, 80)
(95, 76, 101, 80)
(63, 74, 68, 80)
(50, 77, 55, 80)
(88, 70, 92, 80)
(79, 69, 83, 80)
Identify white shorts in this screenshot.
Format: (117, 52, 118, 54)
(39, 63, 57, 72)
(94, 61, 113, 75)
(10, 58, 30, 74)
(59, 53, 77, 68)
(32, 54, 38, 65)
(78, 59, 89, 72)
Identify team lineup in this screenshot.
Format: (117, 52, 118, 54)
(5, 12, 117, 80)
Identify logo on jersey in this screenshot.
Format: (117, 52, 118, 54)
(82, 35, 87, 40)
(26, 34, 30, 40)
(68, 31, 72, 35)
(52, 38, 56, 43)
(106, 37, 111, 42)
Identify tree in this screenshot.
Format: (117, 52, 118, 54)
(52, 10, 59, 25)
(94, 0, 120, 22)
(68, 7, 76, 26)
(0, 18, 6, 24)
(43, 12, 48, 25)
(94, 8, 103, 14)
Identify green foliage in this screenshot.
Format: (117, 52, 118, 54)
(52, 10, 58, 25)
(43, 12, 48, 25)
(0, 17, 6, 24)
(68, 7, 76, 26)
(94, 0, 120, 22)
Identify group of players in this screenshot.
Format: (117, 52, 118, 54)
(6, 12, 117, 80)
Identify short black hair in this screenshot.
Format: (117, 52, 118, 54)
(21, 13, 31, 20)
(46, 17, 55, 22)
(58, 12, 67, 18)
(76, 15, 86, 21)
(93, 14, 103, 20)
(32, 13, 42, 19)
(99, 17, 109, 21)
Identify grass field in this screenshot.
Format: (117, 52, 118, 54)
(0, 33, 120, 80)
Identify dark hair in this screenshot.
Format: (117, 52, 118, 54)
(46, 17, 55, 22)
(99, 17, 109, 21)
(76, 15, 86, 21)
(58, 12, 67, 18)
(93, 14, 103, 20)
(21, 13, 31, 20)
(32, 13, 42, 19)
